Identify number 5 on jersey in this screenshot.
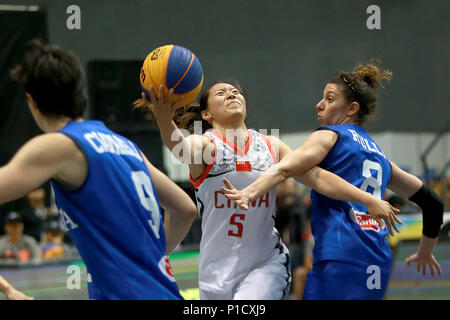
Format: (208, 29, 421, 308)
(228, 213, 246, 238)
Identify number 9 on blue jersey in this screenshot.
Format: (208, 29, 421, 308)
(131, 171, 161, 238)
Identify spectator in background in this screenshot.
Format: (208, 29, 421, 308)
(0, 212, 40, 263)
(21, 187, 50, 242)
(275, 179, 306, 271)
(41, 218, 73, 259)
(444, 175, 450, 211)
(275, 179, 313, 300)
(294, 193, 314, 300)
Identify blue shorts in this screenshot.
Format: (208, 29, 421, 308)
(303, 260, 390, 300)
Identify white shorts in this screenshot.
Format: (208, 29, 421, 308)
(199, 251, 291, 300)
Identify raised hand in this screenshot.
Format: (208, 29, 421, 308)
(141, 85, 184, 124)
(405, 252, 442, 277)
(221, 178, 250, 210)
(365, 198, 402, 236)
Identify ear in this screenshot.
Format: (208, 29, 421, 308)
(26, 93, 39, 111)
(347, 101, 360, 117)
(201, 110, 213, 123)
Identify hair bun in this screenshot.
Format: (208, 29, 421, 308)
(354, 61, 392, 89)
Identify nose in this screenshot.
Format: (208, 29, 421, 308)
(226, 90, 236, 100)
(316, 99, 324, 111)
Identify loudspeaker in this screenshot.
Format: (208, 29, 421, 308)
(87, 60, 164, 172)
(87, 60, 154, 131)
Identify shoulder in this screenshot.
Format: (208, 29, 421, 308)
(263, 135, 292, 161)
(315, 125, 340, 136)
(265, 135, 290, 150)
(10, 133, 87, 187)
(11, 133, 83, 174)
(185, 133, 213, 145)
(185, 133, 215, 155)
(307, 128, 339, 147)
(20, 133, 80, 158)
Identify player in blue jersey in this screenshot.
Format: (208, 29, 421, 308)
(221, 61, 444, 299)
(0, 40, 197, 299)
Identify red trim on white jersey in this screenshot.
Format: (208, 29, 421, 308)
(257, 132, 278, 164)
(190, 136, 217, 188)
(211, 129, 253, 157)
(194, 128, 287, 294)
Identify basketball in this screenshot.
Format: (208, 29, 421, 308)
(140, 44, 204, 106)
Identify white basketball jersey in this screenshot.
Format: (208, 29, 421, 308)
(191, 128, 287, 294)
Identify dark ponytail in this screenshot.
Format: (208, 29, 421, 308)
(330, 60, 392, 124)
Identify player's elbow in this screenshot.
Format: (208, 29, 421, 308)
(183, 202, 198, 223)
(281, 149, 319, 179)
(265, 163, 291, 185)
(279, 161, 302, 181)
(189, 203, 198, 220)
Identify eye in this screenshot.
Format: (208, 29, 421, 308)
(216, 91, 224, 96)
(232, 89, 240, 95)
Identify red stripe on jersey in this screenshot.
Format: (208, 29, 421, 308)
(257, 132, 277, 163)
(211, 129, 253, 157)
(190, 137, 217, 188)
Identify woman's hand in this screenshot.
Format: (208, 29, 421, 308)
(221, 178, 251, 210)
(141, 85, 184, 125)
(364, 198, 402, 236)
(405, 235, 442, 276)
(405, 252, 442, 277)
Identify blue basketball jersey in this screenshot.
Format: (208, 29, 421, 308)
(310, 124, 393, 272)
(51, 120, 183, 300)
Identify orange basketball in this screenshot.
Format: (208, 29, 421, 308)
(140, 44, 204, 106)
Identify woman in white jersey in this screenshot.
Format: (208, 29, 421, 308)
(138, 80, 399, 300)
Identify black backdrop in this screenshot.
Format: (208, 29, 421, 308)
(0, 9, 48, 214)
(87, 60, 164, 171)
(0, 9, 47, 166)
(87, 60, 148, 130)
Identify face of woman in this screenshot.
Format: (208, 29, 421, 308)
(315, 83, 354, 126)
(203, 83, 246, 126)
